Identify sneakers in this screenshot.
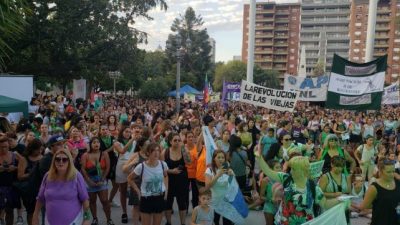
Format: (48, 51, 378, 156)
(110, 200, 120, 207)
(91, 218, 98, 225)
(16, 216, 24, 225)
(107, 220, 115, 225)
(121, 213, 128, 223)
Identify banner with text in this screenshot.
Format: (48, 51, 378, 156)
(239, 80, 298, 112)
(382, 83, 400, 105)
(284, 74, 329, 101)
(222, 81, 241, 109)
(326, 54, 387, 110)
(73, 79, 86, 101)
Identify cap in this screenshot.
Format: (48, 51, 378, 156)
(47, 135, 66, 147)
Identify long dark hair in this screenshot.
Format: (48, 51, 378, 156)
(25, 138, 43, 157)
(211, 149, 227, 174)
(228, 134, 242, 158)
(89, 137, 101, 153)
(117, 125, 130, 143)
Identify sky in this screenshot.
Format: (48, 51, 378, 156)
(134, 0, 298, 62)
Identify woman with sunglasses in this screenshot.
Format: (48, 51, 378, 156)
(81, 137, 113, 225)
(319, 156, 351, 224)
(161, 132, 190, 225)
(266, 134, 302, 164)
(32, 149, 90, 225)
(353, 158, 400, 225)
(318, 134, 355, 175)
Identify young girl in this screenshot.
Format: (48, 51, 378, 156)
(260, 160, 283, 225)
(191, 189, 214, 225)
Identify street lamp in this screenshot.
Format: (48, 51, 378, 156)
(166, 33, 191, 113)
(108, 71, 121, 97)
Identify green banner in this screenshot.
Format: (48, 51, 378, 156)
(326, 54, 387, 110)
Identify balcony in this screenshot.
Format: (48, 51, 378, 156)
(275, 26, 289, 31)
(256, 17, 274, 22)
(255, 58, 273, 63)
(256, 9, 274, 14)
(274, 51, 288, 55)
(302, 18, 349, 25)
(274, 42, 288, 47)
(375, 42, 389, 47)
(255, 49, 273, 54)
(274, 58, 288, 62)
(255, 33, 274, 38)
(255, 42, 274, 46)
(376, 26, 389, 31)
(275, 18, 289, 23)
(276, 10, 290, 15)
(377, 17, 391, 22)
(256, 26, 274, 30)
(302, 9, 350, 16)
(377, 7, 390, 13)
(274, 34, 289, 39)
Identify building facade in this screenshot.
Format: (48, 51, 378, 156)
(349, 0, 400, 83)
(242, 2, 301, 84)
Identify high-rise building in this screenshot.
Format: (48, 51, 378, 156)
(242, 2, 301, 84)
(300, 0, 351, 76)
(208, 38, 216, 63)
(349, 0, 400, 83)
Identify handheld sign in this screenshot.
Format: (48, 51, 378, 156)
(309, 160, 325, 179)
(239, 80, 298, 112)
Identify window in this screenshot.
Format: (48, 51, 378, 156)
(292, 16, 297, 20)
(290, 56, 295, 60)
(290, 48, 295, 53)
(355, 31, 361, 36)
(354, 40, 361, 44)
(355, 23, 362, 27)
(353, 49, 360, 52)
(290, 64, 295, 68)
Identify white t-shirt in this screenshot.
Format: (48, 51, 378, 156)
(134, 160, 168, 197)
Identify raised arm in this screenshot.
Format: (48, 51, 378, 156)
(255, 146, 281, 182)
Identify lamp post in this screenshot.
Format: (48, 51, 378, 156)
(166, 34, 191, 113)
(108, 71, 121, 97)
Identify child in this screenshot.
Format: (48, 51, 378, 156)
(191, 189, 214, 225)
(350, 174, 371, 218)
(260, 160, 283, 225)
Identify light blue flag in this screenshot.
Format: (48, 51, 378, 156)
(202, 126, 217, 165)
(301, 202, 347, 225)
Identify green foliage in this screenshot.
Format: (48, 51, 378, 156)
(0, 0, 30, 70)
(213, 61, 281, 91)
(143, 50, 168, 80)
(165, 7, 212, 89)
(4, 0, 167, 93)
(138, 77, 170, 99)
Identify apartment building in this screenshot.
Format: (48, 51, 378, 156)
(242, 2, 301, 83)
(300, 0, 351, 75)
(349, 0, 400, 83)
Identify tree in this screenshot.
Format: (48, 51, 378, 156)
(142, 50, 168, 80)
(138, 77, 170, 99)
(165, 7, 212, 89)
(0, 0, 30, 70)
(313, 59, 325, 76)
(4, 0, 167, 93)
(213, 61, 280, 91)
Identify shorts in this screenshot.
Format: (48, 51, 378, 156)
(140, 194, 165, 214)
(115, 159, 128, 184)
(21, 196, 36, 214)
(128, 189, 140, 206)
(165, 190, 188, 211)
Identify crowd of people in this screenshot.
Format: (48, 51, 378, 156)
(0, 94, 400, 225)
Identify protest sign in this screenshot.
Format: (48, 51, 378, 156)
(382, 83, 400, 105)
(309, 160, 324, 179)
(239, 80, 298, 112)
(326, 54, 387, 110)
(284, 74, 328, 101)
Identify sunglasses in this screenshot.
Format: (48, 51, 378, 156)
(283, 138, 292, 141)
(173, 139, 181, 143)
(55, 157, 69, 163)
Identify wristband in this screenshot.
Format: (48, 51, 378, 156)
(83, 209, 92, 220)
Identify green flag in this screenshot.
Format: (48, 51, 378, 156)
(326, 54, 387, 110)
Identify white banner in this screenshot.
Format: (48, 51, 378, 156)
(73, 79, 87, 101)
(284, 74, 328, 101)
(382, 83, 400, 105)
(328, 72, 385, 96)
(239, 80, 298, 112)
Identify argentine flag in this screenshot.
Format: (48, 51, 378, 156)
(202, 126, 217, 166)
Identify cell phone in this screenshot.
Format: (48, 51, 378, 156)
(222, 162, 229, 170)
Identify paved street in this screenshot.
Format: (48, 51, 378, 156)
(93, 190, 370, 225)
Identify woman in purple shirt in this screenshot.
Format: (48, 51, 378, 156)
(32, 148, 91, 225)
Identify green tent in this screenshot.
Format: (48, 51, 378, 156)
(0, 95, 28, 118)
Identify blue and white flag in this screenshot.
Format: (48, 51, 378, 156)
(202, 126, 217, 165)
(225, 176, 249, 218)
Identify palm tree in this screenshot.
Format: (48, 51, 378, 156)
(0, 0, 29, 70)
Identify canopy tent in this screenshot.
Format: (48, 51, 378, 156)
(168, 85, 201, 97)
(0, 95, 28, 118)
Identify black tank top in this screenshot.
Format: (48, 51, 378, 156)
(0, 152, 18, 186)
(165, 148, 188, 184)
(371, 180, 400, 225)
